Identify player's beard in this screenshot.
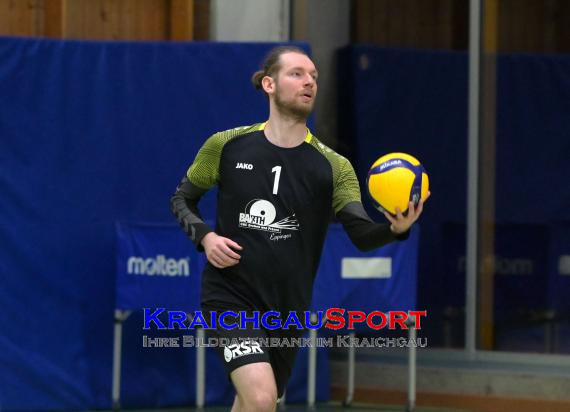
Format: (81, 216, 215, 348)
(274, 86, 314, 122)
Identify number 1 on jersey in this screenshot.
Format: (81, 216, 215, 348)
(271, 166, 282, 195)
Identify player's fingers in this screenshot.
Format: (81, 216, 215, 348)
(218, 253, 239, 267)
(383, 211, 396, 224)
(208, 253, 224, 268)
(415, 192, 430, 217)
(395, 207, 404, 220)
(225, 238, 243, 251)
(225, 258, 240, 267)
(415, 200, 424, 218)
(408, 201, 415, 218)
(212, 247, 238, 265)
(220, 243, 241, 260)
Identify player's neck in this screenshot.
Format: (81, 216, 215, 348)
(264, 114, 308, 148)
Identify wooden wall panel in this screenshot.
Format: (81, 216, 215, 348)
(498, 0, 569, 53)
(0, 0, 567, 49)
(371, 0, 389, 46)
(351, 0, 569, 53)
(117, 0, 167, 40)
(0, 0, 43, 36)
(169, 0, 194, 41)
(388, 0, 407, 47)
(352, 0, 459, 50)
(192, 0, 209, 40)
(0, 0, 207, 41)
(451, 0, 468, 50)
(62, 0, 167, 41)
(43, 0, 66, 38)
(64, 0, 114, 40)
(435, 0, 455, 49)
(543, 0, 558, 53)
(351, 0, 371, 45)
(557, 0, 570, 53)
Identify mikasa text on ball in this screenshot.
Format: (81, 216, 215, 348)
(367, 152, 429, 215)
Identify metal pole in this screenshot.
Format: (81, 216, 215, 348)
(307, 313, 317, 408)
(112, 310, 131, 411)
(344, 331, 355, 406)
(406, 317, 417, 412)
(466, 0, 482, 360)
(196, 326, 206, 409)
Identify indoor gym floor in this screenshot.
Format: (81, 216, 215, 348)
(94, 402, 477, 412)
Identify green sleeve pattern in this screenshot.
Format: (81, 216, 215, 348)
(308, 137, 362, 214)
(186, 124, 261, 189)
(333, 156, 362, 213)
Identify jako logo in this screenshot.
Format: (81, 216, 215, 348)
(224, 340, 264, 362)
(236, 162, 253, 170)
(127, 255, 190, 277)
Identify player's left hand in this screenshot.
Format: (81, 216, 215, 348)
(385, 191, 431, 235)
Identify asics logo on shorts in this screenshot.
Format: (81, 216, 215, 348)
(224, 340, 264, 362)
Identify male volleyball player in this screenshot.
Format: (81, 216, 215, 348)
(171, 45, 429, 412)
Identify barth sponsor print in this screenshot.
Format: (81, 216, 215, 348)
(238, 199, 299, 233)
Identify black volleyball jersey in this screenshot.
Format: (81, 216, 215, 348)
(172, 122, 406, 316)
(186, 122, 360, 314)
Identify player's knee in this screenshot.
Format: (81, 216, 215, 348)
(243, 390, 277, 412)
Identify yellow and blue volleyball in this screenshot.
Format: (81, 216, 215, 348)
(366, 152, 429, 215)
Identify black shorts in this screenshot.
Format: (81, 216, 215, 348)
(202, 305, 302, 398)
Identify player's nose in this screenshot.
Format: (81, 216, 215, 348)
(303, 74, 316, 87)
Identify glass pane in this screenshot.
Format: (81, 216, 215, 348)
(473, 0, 570, 354)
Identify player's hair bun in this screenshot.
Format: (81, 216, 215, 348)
(251, 70, 265, 90)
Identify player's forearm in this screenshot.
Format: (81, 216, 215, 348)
(170, 177, 213, 250)
(337, 201, 409, 252)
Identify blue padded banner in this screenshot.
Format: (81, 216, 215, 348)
(114, 222, 329, 405)
(0, 36, 309, 410)
(115, 222, 205, 312)
(337, 46, 468, 344)
(311, 224, 420, 333)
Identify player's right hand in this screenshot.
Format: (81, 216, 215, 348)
(201, 232, 243, 269)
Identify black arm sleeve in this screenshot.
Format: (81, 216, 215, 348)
(336, 201, 410, 252)
(170, 177, 213, 251)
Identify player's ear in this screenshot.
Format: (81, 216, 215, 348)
(261, 75, 275, 94)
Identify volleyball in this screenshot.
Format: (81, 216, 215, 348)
(366, 152, 429, 215)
